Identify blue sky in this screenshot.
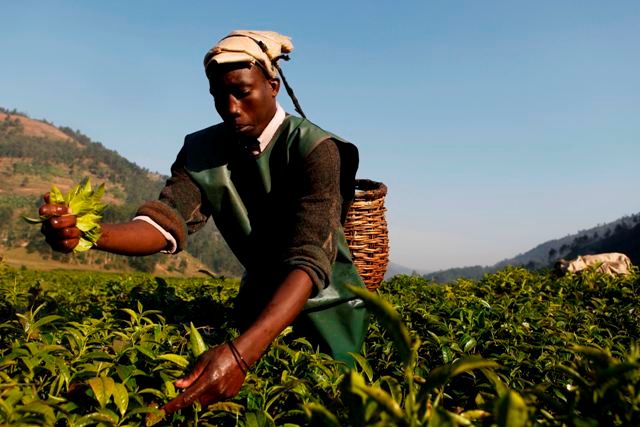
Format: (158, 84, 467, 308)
(2, 1, 639, 271)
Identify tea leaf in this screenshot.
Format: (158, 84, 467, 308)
(74, 238, 94, 253)
(15, 401, 56, 424)
(23, 178, 107, 252)
(113, 383, 129, 417)
(348, 371, 404, 419)
(346, 285, 412, 368)
(32, 315, 64, 330)
(157, 354, 190, 368)
(349, 352, 374, 383)
(189, 322, 207, 358)
(102, 377, 115, 404)
(145, 409, 165, 427)
(49, 185, 65, 204)
(304, 403, 341, 427)
(461, 409, 492, 421)
(461, 335, 477, 353)
(206, 401, 245, 415)
(450, 358, 500, 378)
(87, 408, 119, 424)
(495, 390, 528, 427)
(424, 357, 500, 393)
(441, 346, 453, 364)
(481, 368, 508, 396)
(22, 215, 49, 224)
(88, 377, 108, 408)
(245, 410, 276, 427)
(76, 213, 102, 232)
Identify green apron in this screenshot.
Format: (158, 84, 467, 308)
(181, 116, 369, 364)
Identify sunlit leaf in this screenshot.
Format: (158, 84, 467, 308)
(460, 409, 492, 421)
(348, 371, 404, 419)
(145, 407, 165, 427)
(349, 352, 374, 383)
(76, 213, 102, 232)
(87, 408, 119, 424)
(481, 368, 508, 396)
(32, 315, 63, 330)
(113, 383, 129, 417)
(88, 377, 108, 408)
(441, 346, 453, 364)
(346, 285, 412, 368)
(157, 354, 189, 368)
(189, 322, 207, 358)
(495, 390, 528, 427)
(245, 410, 276, 427)
(206, 401, 245, 415)
(21, 215, 49, 224)
(303, 403, 341, 427)
(461, 335, 477, 353)
(424, 357, 500, 393)
(22, 178, 106, 252)
(15, 401, 56, 424)
(49, 185, 65, 204)
(450, 358, 500, 377)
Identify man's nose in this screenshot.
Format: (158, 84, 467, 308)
(224, 94, 240, 116)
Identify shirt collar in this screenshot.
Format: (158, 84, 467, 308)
(257, 102, 286, 152)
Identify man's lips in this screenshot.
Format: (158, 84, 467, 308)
(226, 122, 252, 133)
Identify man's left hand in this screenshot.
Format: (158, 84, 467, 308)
(161, 343, 246, 414)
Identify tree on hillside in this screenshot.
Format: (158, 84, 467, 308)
(0, 114, 242, 276)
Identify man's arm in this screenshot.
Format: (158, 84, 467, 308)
(282, 139, 342, 291)
(235, 269, 313, 361)
(39, 196, 168, 255)
(96, 222, 169, 255)
(161, 269, 313, 413)
(39, 145, 207, 256)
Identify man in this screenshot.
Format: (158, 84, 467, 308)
(39, 30, 368, 413)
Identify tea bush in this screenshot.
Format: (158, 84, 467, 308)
(1, 263, 639, 426)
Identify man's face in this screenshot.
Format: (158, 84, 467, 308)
(208, 63, 280, 139)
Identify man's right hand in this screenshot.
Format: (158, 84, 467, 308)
(39, 193, 81, 253)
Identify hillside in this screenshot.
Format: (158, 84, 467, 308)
(384, 261, 430, 279)
(425, 213, 640, 282)
(0, 108, 243, 277)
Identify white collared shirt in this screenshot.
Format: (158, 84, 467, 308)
(257, 102, 285, 153)
(133, 102, 287, 253)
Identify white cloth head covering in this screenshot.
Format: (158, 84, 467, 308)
(204, 30, 294, 78)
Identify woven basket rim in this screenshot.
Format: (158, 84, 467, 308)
(354, 179, 387, 200)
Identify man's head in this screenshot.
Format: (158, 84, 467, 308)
(207, 62, 280, 139)
(204, 31, 293, 138)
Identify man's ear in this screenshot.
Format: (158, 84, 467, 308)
(269, 78, 281, 97)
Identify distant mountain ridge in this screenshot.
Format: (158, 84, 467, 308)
(0, 107, 243, 276)
(424, 214, 640, 282)
(384, 262, 430, 279)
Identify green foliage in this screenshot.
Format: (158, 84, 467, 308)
(1, 264, 640, 425)
(23, 178, 107, 252)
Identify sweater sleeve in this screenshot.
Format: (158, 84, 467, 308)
(135, 146, 210, 252)
(281, 139, 342, 292)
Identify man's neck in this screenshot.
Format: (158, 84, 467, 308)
(257, 102, 286, 151)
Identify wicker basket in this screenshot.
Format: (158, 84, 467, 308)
(344, 179, 389, 291)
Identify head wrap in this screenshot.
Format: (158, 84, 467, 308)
(204, 30, 294, 79)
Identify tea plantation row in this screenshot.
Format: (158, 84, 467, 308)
(1, 263, 639, 426)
